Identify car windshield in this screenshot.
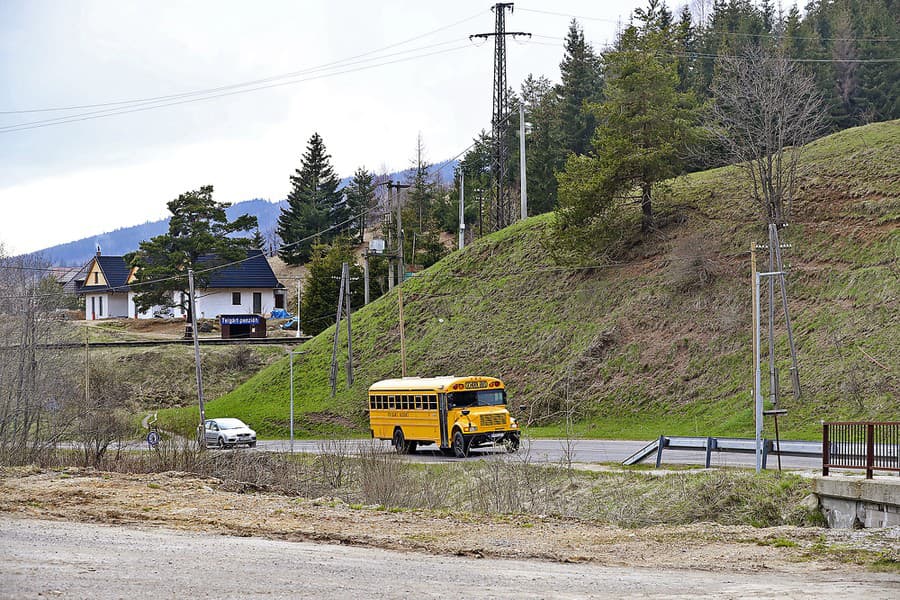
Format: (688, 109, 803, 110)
(215, 418, 248, 430)
(448, 390, 506, 408)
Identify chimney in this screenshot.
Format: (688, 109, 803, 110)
(96, 244, 101, 257)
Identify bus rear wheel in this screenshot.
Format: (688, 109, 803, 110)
(452, 430, 470, 458)
(392, 428, 416, 454)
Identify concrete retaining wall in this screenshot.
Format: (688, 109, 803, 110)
(813, 475, 900, 528)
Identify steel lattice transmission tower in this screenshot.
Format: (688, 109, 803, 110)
(470, 3, 529, 232)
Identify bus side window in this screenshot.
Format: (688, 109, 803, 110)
(388, 395, 395, 409)
(429, 395, 437, 410)
(415, 395, 422, 410)
(376, 395, 382, 409)
(368, 396, 374, 410)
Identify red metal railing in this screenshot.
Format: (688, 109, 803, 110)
(823, 421, 900, 479)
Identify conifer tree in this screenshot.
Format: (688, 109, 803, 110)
(300, 240, 364, 336)
(555, 20, 603, 157)
(126, 186, 257, 313)
(344, 167, 377, 242)
(555, 0, 697, 259)
(277, 133, 343, 265)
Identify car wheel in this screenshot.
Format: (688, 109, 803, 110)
(217, 437, 225, 450)
(504, 434, 520, 453)
(452, 430, 469, 458)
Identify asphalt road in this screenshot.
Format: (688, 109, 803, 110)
(254, 438, 825, 470)
(3, 517, 896, 599)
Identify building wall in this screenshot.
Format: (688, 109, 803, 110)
(90, 288, 280, 320)
(84, 293, 129, 320)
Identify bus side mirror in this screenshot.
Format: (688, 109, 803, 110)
(461, 409, 470, 416)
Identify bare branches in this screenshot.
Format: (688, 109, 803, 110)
(708, 46, 826, 225)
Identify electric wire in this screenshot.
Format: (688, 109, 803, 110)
(0, 9, 488, 116)
(0, 43, 474, 134)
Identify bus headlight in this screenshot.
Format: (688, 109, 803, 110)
(467, 424, 477, 432)
(510, 418, 518, 429)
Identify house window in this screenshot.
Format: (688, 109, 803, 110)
(274, 293, 285, 309)
(98, 296, 103, 316)
(232, 292, 241, 305)
(93, 272, 99, 284)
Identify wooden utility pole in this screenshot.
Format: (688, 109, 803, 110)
(344, 262, 353, 387)
(751, 241, 761, 472)
(398, 282, 407, 378)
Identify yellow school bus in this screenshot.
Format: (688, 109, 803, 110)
(368, 376, 520, 457)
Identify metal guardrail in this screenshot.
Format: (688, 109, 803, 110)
(622, 435, 822, 469)
(823, 421, 900, 479)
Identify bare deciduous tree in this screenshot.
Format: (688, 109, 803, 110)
(0, 247, 77, 464)
(708, 46, 826, 225)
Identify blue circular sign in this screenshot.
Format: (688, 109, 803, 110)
(147, 431, 160, 447)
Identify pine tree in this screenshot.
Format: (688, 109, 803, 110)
(277, 133, 343, 265)
(126, 186, 257, 313)
(344, 167, 377, 243)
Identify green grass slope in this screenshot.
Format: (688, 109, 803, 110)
(161, 121, 899, 440)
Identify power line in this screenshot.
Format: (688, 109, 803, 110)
(0, 43, 474, 134)
(0, 9, 488, 116)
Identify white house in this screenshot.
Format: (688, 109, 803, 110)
(76, 250, 285, 320)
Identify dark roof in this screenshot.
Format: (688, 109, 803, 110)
(76, 255, 132, 293)
(76, 250, 281, 294)
(199, 250, 281, 288)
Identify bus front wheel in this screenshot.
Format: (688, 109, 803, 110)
(452, 430, 470, 458)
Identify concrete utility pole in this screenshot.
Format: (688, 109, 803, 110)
(289, 350, 294, 454)
(363, 251, 370, 305)
(187, 269, 206, 448)
(295, 279, 302, 338)
(519, 102, 527, 221)
(458, 171, 465, 250)
(470, 3, 530, 231)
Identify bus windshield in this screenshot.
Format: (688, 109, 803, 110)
(448, 389, 506, 408)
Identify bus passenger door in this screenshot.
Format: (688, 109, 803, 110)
(438, 393, 449, 448)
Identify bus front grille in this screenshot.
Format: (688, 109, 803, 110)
(480, 413, 507, 428)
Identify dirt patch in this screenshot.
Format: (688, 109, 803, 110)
(1, 467, 895, 574)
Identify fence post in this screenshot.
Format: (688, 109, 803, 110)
(822, 423, 830, 476)
(866, 423, 875, 479)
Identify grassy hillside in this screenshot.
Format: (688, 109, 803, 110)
(160, 121, 899, 440)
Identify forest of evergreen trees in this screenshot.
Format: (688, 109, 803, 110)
(276, 0, 897, 325)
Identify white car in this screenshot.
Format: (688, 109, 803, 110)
(203, 418, 257, 449)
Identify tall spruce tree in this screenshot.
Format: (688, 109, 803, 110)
(344, 167, 377, 242)
(555, 20, 603, 158)
(277, 133, 343, 264)
(520, 74, 561, 214)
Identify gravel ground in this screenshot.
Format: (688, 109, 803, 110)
(3, 516, 899, 600)
(1, 467, 897, 598)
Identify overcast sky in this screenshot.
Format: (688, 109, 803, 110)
(0, 0, 651, 255)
